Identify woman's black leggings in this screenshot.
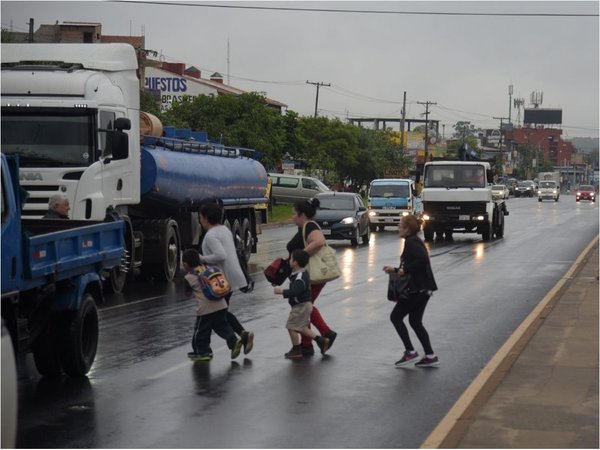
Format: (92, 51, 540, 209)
(390, 292, 434, 355)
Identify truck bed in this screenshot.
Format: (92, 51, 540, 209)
(20, 219, 124, 290)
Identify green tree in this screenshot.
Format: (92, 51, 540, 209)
(1, 28, 15, 43)
(161, 92, 286, 167)
(140, 89, 161, 117)
(452, 121, 480, 141)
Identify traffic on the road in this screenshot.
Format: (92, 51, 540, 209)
(11, 195, 598, 449)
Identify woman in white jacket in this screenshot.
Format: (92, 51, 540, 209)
(199, 203, 254, 355)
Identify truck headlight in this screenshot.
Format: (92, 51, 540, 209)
(423, 214, 430, 221)
(476, 216, 485, 220)
(368, 211, 377, 217)
(341, 217, 356, 224)
(401, 211, 409, 216)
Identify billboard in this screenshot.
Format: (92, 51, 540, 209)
(523, 109, 562, 125)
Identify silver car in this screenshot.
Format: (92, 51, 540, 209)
(491, 184, 509, 200)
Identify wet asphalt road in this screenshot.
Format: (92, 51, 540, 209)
(15, 196, 599, 448)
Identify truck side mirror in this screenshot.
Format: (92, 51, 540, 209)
(486, 169, 494, 184)
(106, 130, 129, 160)
(115, 117, 131, 131)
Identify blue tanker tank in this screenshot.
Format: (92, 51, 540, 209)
(140, 136, 268, 207)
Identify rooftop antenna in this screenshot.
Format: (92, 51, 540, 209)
(227, 37, 230, 85)
(514, 97, 525, 126)
(530, 91, 543, 109)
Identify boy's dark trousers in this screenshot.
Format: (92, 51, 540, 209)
(192, 309, 237, 354)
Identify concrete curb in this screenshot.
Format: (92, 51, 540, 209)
(420, 235, 600, 449)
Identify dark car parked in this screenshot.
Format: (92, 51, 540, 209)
(576, 185, 596, 202)
(313, 192, 370, 246)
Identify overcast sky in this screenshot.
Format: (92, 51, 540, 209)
(2, 1, 599, 138)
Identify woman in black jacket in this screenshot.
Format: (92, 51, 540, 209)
(383, 215, 439, 367)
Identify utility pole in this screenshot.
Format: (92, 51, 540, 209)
(400, 91, 406, 151)
(493, 116, 509, 176)
(417, 100, 436, 163)
(306, 81, 330, 118)
(508, 84, 513, 125)
(28, 18, 34, 43)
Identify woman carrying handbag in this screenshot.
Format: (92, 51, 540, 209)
(383, 215, 439, 368)
(286, 198, 338, 356)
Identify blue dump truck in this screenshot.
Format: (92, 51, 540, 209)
(367, 178, 422, 232)
(1, 154, 125, 377)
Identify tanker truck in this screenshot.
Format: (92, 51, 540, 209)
(1, 43, 268, 293)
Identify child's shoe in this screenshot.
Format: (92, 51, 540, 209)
(301, 345, 315, 356)
(231, 338, 243, 359)
(241, 331, 254, 355)
(284, 346, 303, 359)
(188, 352, 213, 362)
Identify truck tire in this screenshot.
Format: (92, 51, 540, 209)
(423, 224, 434, 241)
(33, 320, 64, 377)
(481, 222, 491, 241)
(61, 293, 99, 377)
(369, 224, 377, 232)
(232, 219, 243, 256)
(378, 225, 385, 232)
(104, 217, 134, 294)
(495, 213, 505, 238)
(241, 218, 252, 264)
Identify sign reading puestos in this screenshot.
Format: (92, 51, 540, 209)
(144, 67, 218, 112)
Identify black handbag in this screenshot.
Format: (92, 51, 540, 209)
(387, 271, 411, 302)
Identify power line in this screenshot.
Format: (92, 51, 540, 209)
(113, 1, 599, 17)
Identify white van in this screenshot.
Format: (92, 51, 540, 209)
(269, 173, 330, 204)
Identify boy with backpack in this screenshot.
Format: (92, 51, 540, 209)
(182, 248, 243, 362)
(273, 249, 331, 359)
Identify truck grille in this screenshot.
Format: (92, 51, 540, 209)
(423, 201, 487, 216)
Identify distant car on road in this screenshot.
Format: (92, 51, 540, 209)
(538, 181, 560, 202)
(514, 181, 535, 197)
(491, 184, 509, 200)
(576, 185, 596, 202)
(313, 192, 370, 246)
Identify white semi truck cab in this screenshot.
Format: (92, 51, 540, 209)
(421, 161, 508, 241)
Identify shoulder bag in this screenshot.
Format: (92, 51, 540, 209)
(302, 221, 341, 283)
(387, 270, 411, 302)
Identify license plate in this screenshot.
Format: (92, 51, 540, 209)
(322, 229, 331, 236)
(459, 215, 470, 221)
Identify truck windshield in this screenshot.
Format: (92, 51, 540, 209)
(424, 165, 485, 188)
(1, 112, 94, 168)
(539, 181, 556, 188)
(369, 184, 409, 198)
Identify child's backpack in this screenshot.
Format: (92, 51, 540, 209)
(196, 265, 232, 301)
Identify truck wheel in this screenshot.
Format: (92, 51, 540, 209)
(495, 214, 505, 238)
(33, 318, 64, 377)
(423, 224, 434, 241)
(555, 197, 559, 202)
(241, 218, 252, 264)
(104, 219, 133, 294)
(369, 224, 377, 232)
(232, 219, 243, 256)
(378, 225, 385, 232)
(61, 293, 99, 377)
(481, 222, 491, 241)
(538, 197, 542, 202)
